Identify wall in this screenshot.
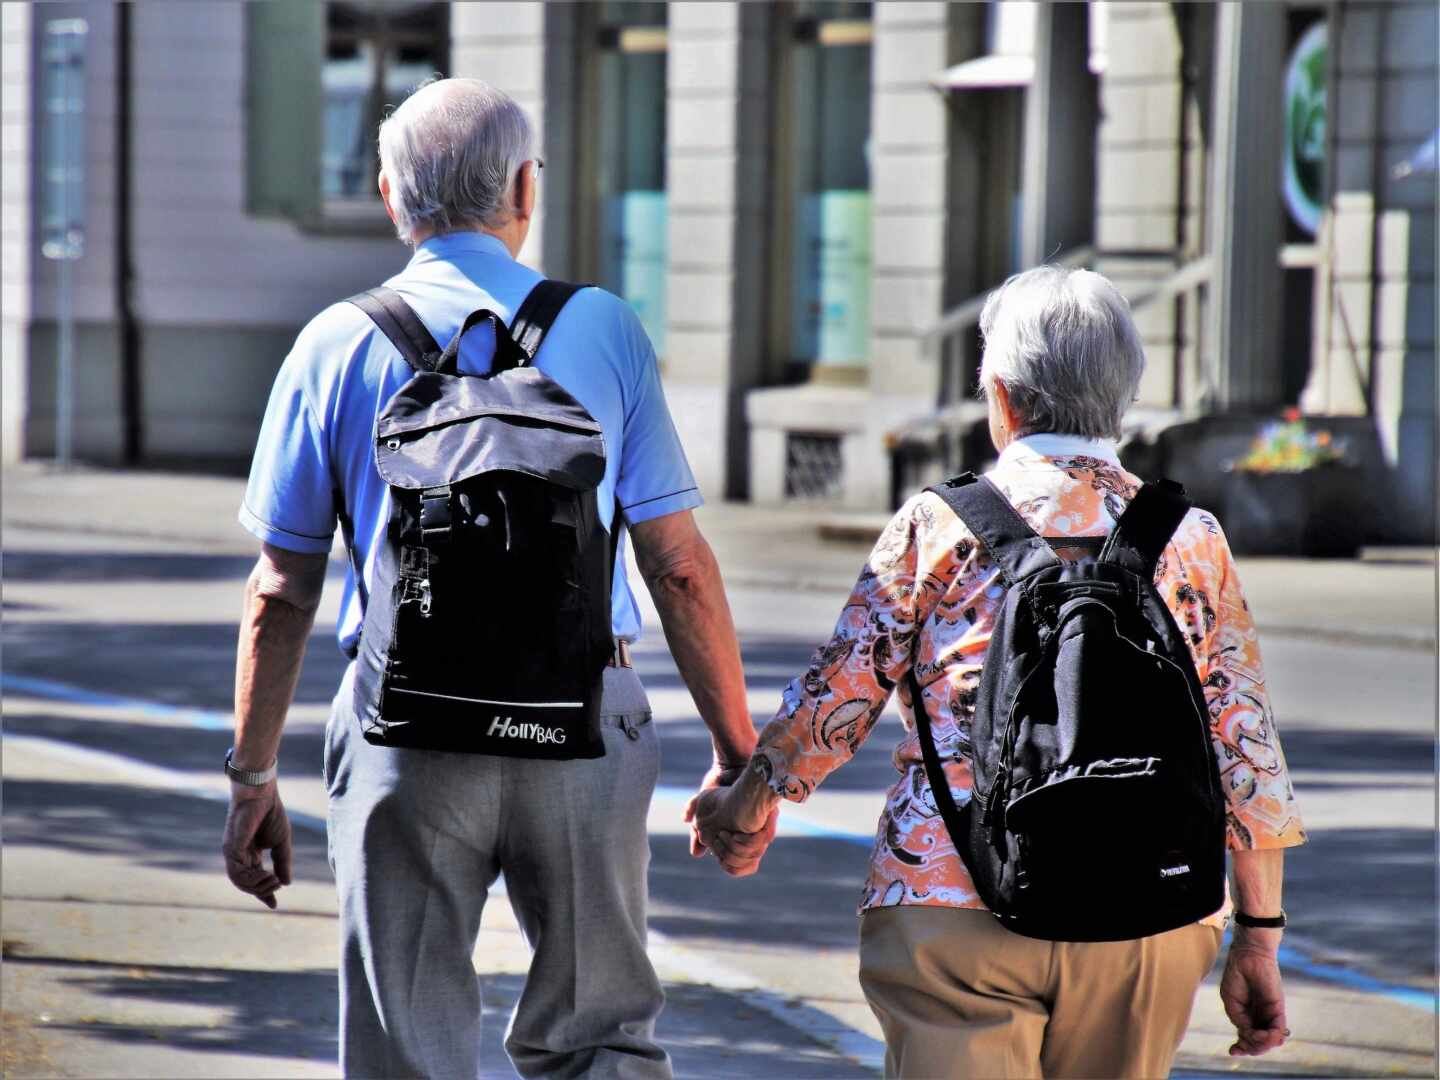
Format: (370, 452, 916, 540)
(1309, 0, 1437, 540)
(1, 3, 33, 463)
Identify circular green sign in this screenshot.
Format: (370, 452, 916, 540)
(1283, 23, 1327, 236)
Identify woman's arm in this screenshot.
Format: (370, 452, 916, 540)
(691, 495, 954, 868)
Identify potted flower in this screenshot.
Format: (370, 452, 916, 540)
(1221, 409, 1365, 557)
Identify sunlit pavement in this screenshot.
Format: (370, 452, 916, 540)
(2, 466, 1435, 1078)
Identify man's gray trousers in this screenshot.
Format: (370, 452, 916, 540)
(324, 663, 672, 1079)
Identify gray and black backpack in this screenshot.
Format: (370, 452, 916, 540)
(910, 472, 1227, 941)
(341, 280, 616, 760)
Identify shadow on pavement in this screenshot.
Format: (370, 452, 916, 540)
(1, 551, 264, 585)
(2, 958, 873, 1079)
(2, 778, 334, 886)
(649, 834, 869, 950)
(1279, 726, 1438, 775)
(3, 955, 337, 1065)
(2, 621, 351, 711)
(2, 712, 327, 783)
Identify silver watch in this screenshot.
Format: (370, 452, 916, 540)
(225, 748, 278, 786)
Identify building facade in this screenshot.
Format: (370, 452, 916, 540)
(3, 1, 1435, 540)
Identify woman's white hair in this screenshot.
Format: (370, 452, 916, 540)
(377, 78, 534, 244)
(978, 265, 1146, 440)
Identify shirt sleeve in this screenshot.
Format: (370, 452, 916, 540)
(1190, 518, 1307, 851)
(612, 307, 702, 526)
(753, 496, 932, 802)
(238, 347, 337, 555)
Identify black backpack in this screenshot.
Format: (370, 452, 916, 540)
(341, 280, 617, 760)
(909, 472, 1226, 941)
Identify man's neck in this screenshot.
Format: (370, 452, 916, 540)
(409, 224, 520, 258)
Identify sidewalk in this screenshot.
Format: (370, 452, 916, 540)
(3, 463, 1436, 1078)
(4, 464, 1434, 651)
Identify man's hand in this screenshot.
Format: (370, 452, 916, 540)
(222, 782, 293, 910)
(1219, 932, 1290, 1057)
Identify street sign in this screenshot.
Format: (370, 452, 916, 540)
(39, 18, 88, 468)
(41, 19, 87, 260)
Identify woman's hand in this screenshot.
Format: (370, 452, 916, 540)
(684, 768, 778, 876)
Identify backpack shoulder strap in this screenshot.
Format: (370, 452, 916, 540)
(510, 279, 589, 363)
(926, 473, 1061, 587)
(1099, 479, 1191, 577)
(347, 286, 443, 373)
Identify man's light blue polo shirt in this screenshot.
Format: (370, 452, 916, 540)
(240, 231, 702, 654)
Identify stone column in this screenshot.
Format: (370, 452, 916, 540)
(664, 2, 772, 500)
(1207, 1, 1287, 410)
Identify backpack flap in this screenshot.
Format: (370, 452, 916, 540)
(375, 367, 605, 493)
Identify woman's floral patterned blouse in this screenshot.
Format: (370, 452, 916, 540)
(752, 434, 1306, 923)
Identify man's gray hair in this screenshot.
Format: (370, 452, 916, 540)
(978, 266, 1146, 440)
(377, 78, 534, 243)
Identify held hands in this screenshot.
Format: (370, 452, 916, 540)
(222, 781, 293, 910)
(1219, 928, 1291, 1057)
(682, 762, 777, 877)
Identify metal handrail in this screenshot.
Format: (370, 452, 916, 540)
(920, 245, 1098, 358)
(891, 249, 1217, 505)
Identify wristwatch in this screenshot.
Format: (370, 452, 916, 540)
(1234, 909, 1287, 929)
(225, 748, 278, 786)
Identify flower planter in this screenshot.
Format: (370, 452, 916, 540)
(1221, 464, 1366, 557)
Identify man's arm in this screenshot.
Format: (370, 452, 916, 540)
(630, 510, 754, 769)
(1220, 849, 1290, 1057)
(222, 543, 328, 909)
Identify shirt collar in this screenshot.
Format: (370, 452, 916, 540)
(997, 433, 1123, 469)
(410, 230, 513, 265)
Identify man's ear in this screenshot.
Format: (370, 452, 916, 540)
(378, 171, 399, 226)
(515, 161, 537, 224)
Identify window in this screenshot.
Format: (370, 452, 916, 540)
(587, 3, 669, 355)
(324, 3, 449, 203)
(772, 2, 874, 379)
(246, 2, 448, 229)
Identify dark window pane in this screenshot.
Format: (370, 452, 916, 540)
(322, 1, 449, 201)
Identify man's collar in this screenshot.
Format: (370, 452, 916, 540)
(412, 230, 513, 263)
(997, 433, 1123, 469)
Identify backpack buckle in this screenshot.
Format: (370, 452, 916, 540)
(419, 486, 453, 542)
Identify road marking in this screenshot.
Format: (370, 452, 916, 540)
(2, 732, 330, 835)
(6, 674, 1437, 1016)
(2, 673, 231, 730)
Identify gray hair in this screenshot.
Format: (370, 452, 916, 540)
(978, 266, 1146, 440)
(377, 78, 534, 244)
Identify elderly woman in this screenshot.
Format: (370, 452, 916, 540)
(692, 266, 1306, 1079)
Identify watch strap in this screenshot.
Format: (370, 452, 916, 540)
(225, 748, 278, 786)
(1234, 909, 1287, 929)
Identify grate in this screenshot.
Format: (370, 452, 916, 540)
(785, 433, 844, 501)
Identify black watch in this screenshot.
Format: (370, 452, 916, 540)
(1234, 909, 1287, 929)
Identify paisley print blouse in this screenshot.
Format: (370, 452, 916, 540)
(752, 434, 1307, 922)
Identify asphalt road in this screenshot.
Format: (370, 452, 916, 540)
(2, 518, 1435, 1078)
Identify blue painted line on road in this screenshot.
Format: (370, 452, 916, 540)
(2, 673, 231, 731)
(8, 674, 1435, 1015)
(1276, 945, 1436, 1012)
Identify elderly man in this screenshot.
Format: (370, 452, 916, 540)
(695, 266, 1305, 1078)
(222, 78, 765, 1078)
